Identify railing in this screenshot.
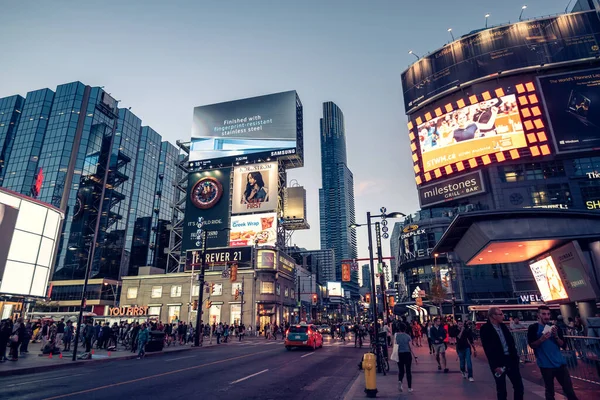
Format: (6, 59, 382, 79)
(511, 330, 600, 385)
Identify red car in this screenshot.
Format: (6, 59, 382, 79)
(285, 323, 323, 351)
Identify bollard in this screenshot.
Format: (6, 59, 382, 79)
(362, 353, 378, 398)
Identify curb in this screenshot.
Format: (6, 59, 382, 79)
(0, 345, 202, 377)
(342, 370, 364, 400)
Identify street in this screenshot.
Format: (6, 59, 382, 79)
(0, 337, 362, 400)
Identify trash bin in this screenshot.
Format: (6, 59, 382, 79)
(146, 330, 165, 352)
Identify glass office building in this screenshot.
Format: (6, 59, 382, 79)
(0, 95, 25, 185)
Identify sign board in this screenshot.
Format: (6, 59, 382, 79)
(184, 247, 252, 271)
(418, 171, 485, 207)
(109, 306, 149, 317)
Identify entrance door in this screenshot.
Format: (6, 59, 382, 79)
(259, 315, 272, 334)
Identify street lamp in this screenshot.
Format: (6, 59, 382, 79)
(448, 28, 455, 41)
(69, 242, 95, 362)
(485, 13, 490, 28)
(408, 50, 420, 60)
(519, 5, 527, 21)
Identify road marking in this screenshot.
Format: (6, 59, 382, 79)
(300, 352, 315, 358)
(230, 369, 269, 384)
(7, 374, 87, 387)
(42, 348, 279, 400)
(165, 355, 195, 361)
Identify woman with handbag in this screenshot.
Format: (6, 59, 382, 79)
(9, 317, 25, 361)
(391, 322, 418, 393)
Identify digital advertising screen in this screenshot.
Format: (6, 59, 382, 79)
(417, 93, 525, 172)
(550, 241, 597, 302)
(327, 282, 342, 297)
(402, 11, 600, 111)
(190, 91, 298, 166)
(229, 212, 277, 247)
(529, 255, 569, 302)
(231, 162, 278, 215)
(538, 67, 600, 153)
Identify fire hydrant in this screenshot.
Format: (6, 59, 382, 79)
(362, 353, 378, 398)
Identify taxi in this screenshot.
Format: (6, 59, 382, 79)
(285, 322, 323, 351)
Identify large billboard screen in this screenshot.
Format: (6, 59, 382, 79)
(417, 94, 525, 172)
(327, 282, 342, 297)
(538, 67, 600, 153)
(529, 255, 569, 302)
(402, 11, 600, 111)
(181, 168, 232, 254)
(231, 162, 278, 215)
(190, 91, 298, 166)
(550, 241, 597, 302)
(229, 212, 277, 247)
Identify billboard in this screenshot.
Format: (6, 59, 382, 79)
(538, 67, 600, 153)
(327, 281, 342, 297)
(229, 212, 277, 247)
(257, 249, 276, 269)
(190, 91, 298, 166)
(342, 263, 351, 282)
(529, 255, 569, 302)
(439, 268, 453, 295)
(231, 162, 278, 215)
(181, 168, 232, 254)
(402, 11, 600, 111)
(0, 189, 63, 297)
(418, 171, 485, 207)
(550, 241, 597, 302)
(417, 94, 525, 172)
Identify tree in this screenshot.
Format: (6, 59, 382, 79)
(429, 279, 447, 317)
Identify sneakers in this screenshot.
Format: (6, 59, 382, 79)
(438, 365, 442, 370)
(408, 388, 413, 393)
(444, 368, 449, 373)
(398, 382, 403, 392)
(469, 377, 475, 382)
(462, 372, 467, 379)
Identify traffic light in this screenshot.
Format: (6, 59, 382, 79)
(312, 294, 317, 305)
(230, 264, 238, 282)
(192, 300, 198, 310)
(206, 300, 212, 309)
(234, 288, 240, 300)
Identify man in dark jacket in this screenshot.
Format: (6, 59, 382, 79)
(480, 307, 524, 400)
(430, 317, 448, 372)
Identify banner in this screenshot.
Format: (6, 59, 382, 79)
(342, 263, 351, 282)
(231, 162, 278, 214)
(229, 212, 277, 247)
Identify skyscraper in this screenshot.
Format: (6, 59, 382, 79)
(319, 101, 358, 297)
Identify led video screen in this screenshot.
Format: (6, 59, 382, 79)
(529, 255, 569, 302)
(417, 94, 526, 172)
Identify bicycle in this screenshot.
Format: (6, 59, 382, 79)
(370, 335, 390, 375)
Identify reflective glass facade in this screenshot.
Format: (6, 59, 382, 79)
(0, 95, 24, 185)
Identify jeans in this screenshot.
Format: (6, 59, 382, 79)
(397, 352, 412, 388)
(457, 347, 473, 377)
(493, 356, 524, 400)
(540, 364, 578, 400)
(137, 341, 146, 358)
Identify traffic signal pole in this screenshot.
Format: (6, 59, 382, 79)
(194, 230, 207, 347)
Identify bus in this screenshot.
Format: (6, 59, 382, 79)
(468, 304, 561, 330)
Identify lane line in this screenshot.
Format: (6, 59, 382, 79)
(42, 348, 279, 400)
(230, 369, 269, 384)
(300, 352, 315, 358)
(7, 374, 88, 387)
(165, 355, 195, 361)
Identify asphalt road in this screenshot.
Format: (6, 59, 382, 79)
(0, 337, 364, 400)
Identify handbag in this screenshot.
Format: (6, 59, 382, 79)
(390, 333, 399, 362)
(10, 334, 19, 343)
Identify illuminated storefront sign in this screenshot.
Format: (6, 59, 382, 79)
(109, 306, 149, 317)
(418, 171, 485, 207)
(278, 253, 295, 275)
(586, 200, 600, 210)
(400, 248, 434, 262)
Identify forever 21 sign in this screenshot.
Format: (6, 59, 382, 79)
(185, 246, 252, 271)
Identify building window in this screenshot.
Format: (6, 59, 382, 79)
(530, 183, 572, 206)
(573, 156, 600, 176)
(167, 305, 180, 323)
(170, 285, 182, 297)
(291, 288, 295, 299)
(284, 287, 289, 298)
(148, 306, 161, 317)
(260, 281, 274, 294)
(192, 285, 199, 296)
(209, 304, 221, 325)
(232, 282, 242, 294)
(151, 286, 162, 298)
(500, 161, 565, 182)
(276, 283, 281, 296)
(212, 283, 223, 296)
(230, 304, 241, 325)
(126, 287, 138, 299)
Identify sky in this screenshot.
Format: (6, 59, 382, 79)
(0, 0, 574, 262)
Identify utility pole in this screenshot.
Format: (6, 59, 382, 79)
(240, 275, 245, 326)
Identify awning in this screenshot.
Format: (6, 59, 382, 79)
(433, 209, 600, 265)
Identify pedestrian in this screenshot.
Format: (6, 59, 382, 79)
(395, 322, 417, 393)
(527, 305, 579, 400)
(216, 322, 223, 344)
(510, 316, 529, 362)
(137, 323, 149, 359)
(223, 324, 229, 343)
(412, 321, 422, 347)
(430, 317, 448, 373)
(455, 320, 477, 381)
(20, 320, 32, 355)
(425, 321, 434, 354)
(84, 320, 95, 354)
(9, 317, 25, 361)
(0, 319, 12, 362)
(55, 318, 65, 350)
(480, 307, 524, 400)
(63, 320, 73, 351)
(130, 322, 140, 353)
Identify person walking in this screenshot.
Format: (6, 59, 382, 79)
(20, 320, 32, 355)
(455, 320, 477, 381)
(425, 321, 434, 354)
(480, 307, 524, 400)
(83, 320, 95, 354)
(137, 323, 149, 359)
(63, 320, 73, 352)
(527, 306, 579, 400)
(395, 322, 417, 393)
(430, 317, 448, 372)
(9, 318, 25, 361)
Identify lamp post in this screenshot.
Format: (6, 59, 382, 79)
(485, 13, 490, 28)
(70, 240, 96, 362)
(519, 5, 527, 21)
(448, 28, 455, 41)
(408, 50, 420, 60)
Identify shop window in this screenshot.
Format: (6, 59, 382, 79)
(230, 304, 241, 325)
(284, 287, 289, 298)
(276, 283, 281, 296)
(151, 286, 162, 298)
(209, 304, 221, 325)
(170, 285, 182, 297)
(261, 281, 274, 294)
(192, 285, 199, 296)
(212, 283, 223, 296)
(148, 306, 161, 317)
(168, 305, 180, 323)
(126, 287, 138, 299)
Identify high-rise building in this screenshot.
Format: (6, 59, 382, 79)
(361, 264, 371, 289)
(0, 95, 25, 186)
(286, 247, 336, 285)
(318, 101, 357, 296)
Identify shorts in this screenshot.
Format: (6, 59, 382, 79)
(433, 343, 446, 354)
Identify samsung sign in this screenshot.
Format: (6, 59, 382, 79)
(418, 171, 485, 207)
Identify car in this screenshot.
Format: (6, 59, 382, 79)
(285, 323, 323, 351)
(318, 324, 330, 334)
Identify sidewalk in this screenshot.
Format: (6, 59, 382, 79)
(344, 342, 567, 399)
(0, 335, 264, 377)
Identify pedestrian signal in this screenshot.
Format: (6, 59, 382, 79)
(312, 294, 317, 305)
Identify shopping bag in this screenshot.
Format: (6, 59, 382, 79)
(390, 333, 399, 362)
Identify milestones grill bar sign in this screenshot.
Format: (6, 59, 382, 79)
(418, 171, 485, 207)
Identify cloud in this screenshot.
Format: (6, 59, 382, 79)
(355, 179, 383, 196)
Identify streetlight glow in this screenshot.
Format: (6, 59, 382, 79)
(519, 5, 527, 21)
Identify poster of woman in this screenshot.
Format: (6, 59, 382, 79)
(232, 162, 278, 214)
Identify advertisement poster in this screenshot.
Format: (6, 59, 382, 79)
(231, 162, 278, 215)
(342, 263, 351, 282)
(181, 168, 232, 254)
(538, 67, 600, 153)
(417, 94, 525, 172)
(327, 282, 342, 297)
(190, 91, 298, 165)
(229, 212, 277, 247)
(402, 11, 600, 111)
(529, 255, 569, 302)
(257, 249, 276, 269)
(0, 202, 19, 278)
(550, 241, 597, 302)
(439, 268, 453, 295)
(418, 171, 485, 207)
